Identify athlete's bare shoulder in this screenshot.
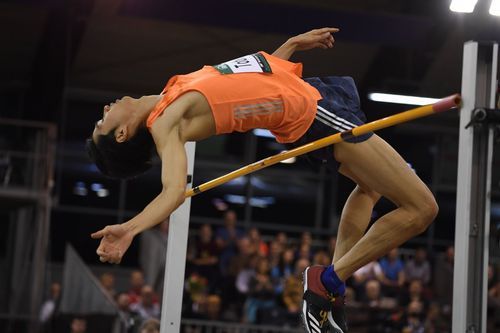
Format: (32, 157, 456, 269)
(149, 91, 216, 146)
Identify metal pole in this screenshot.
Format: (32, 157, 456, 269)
(160, 142, 196, 333)
(453, 41, 498, 333)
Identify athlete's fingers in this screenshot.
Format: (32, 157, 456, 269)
(91, 229, 107, 239)
(91, 226, 110, 239)
(317, 27, 340, 34)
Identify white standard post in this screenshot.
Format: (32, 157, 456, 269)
(160, 142, 196, 333)
(453, 41, 498, 333)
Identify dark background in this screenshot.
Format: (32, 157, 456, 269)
(0, 0, 499, 267)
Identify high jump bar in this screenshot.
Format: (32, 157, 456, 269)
(185, 93, 461, 198)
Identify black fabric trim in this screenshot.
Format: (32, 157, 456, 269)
(303, 290, 332, 311)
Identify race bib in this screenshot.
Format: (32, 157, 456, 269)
(212, 52, 272, 74)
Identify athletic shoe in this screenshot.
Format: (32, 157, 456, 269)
(328, 295, 348, 333)
(302, 266, 346, 333)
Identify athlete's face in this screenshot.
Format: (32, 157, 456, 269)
(92, 97, 133, 142)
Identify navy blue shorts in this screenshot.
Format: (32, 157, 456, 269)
(288, 76, 373, 170)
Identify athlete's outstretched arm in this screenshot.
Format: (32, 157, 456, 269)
(272, 27, 339, 61)
(91, 127, 187, 264)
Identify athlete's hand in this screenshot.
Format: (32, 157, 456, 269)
(288, 27, 339, 51)
(91, 224, 134, 264)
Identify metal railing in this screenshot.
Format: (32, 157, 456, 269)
(0, 117, 56, 190)
(181, 319, 303, 333)
(0, 117, 57, 333)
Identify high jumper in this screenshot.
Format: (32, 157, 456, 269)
(87, 28, 457, 332)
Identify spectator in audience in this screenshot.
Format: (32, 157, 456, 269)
(378, 247, 406, 297)
(270, 247, 295, 295)
(139, 318, 160, 333)
(300, 231, 313, 248)
(189, 224, 220, 291)
(313, 249, 331, 266)
(248, 227, 269, 257)
(113, 293, 141, 333)
(216, 210, 244, 276)
(283, 258, 310, 325)
(185, 272, 209, 317)
(99, 272, 116, 298)
(228, 237, 255, 278)
(434, 245, 454, 314)
(399, 300, 425, 333)
(363, 279, 397, 310)
(70, 317, 87, 333)
(352, 261, 383, 299)
(139, 218, 169, 296)
(218, 235, 254, 317)
(236, 254, 259, 296)
(405, 247, 431, 286)
(204, 294, 223, 321)
(268, 240, 283, 268)
(297, 243, 312, 261)
(276, 231, 288, 248)
(399, 279, 429, 311)
(128, 270, 146, 305)
(344, 286, 361, 308)
(362, 279, 397, 330)
(424, 302, 450, 333)
(244, 256, 275, 324)
(40, 282, 61, 324)
(130, 285, 161, 320)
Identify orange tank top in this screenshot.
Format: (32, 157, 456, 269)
(147, 51, 321, 143)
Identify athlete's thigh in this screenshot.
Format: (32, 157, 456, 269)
(334, 134, 433, 207)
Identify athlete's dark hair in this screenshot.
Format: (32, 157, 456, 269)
(86, 126, 155, 179)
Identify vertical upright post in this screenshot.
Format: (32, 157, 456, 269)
(160, 142, 196, 333)
(453, 41, 498, 333)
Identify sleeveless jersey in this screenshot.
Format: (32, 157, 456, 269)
(147, 51, 321, 143)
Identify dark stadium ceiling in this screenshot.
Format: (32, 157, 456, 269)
(0, 0, 499, 133)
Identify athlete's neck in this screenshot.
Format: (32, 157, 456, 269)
(134, 95, 162, 127)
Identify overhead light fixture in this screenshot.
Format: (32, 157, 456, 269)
(90, 183, 103, 191)
(279, 152, 296, 164)
(368, 93, 440, 106)
(223, 194, 275, 208)
(490, 0, 500, 15)
(253, 129, 275, 139)
(96, 188, 110, 198)
(73, 181, 88, 196)
(449, 0, 478, 12)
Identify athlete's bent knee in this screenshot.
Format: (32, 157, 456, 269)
(412, 195, 439, 234)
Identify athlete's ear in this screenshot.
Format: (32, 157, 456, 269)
(115, 126, 128, 143)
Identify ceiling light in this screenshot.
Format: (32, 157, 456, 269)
(223, 194, 275, 208)
(368, 93, 440, 106)
(96, 188, 109, 198)
(449, 0, 478, 13)
(280, 155, 296, 164)
(90, 183, 103, 191)
(73, 181, 88, 196)
(253, 129, 275, 139)
(490, 0, 500, 15)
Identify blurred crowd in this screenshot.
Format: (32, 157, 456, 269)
(40, 210, 500, 333)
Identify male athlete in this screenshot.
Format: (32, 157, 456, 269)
(88, 28, 438, 333)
